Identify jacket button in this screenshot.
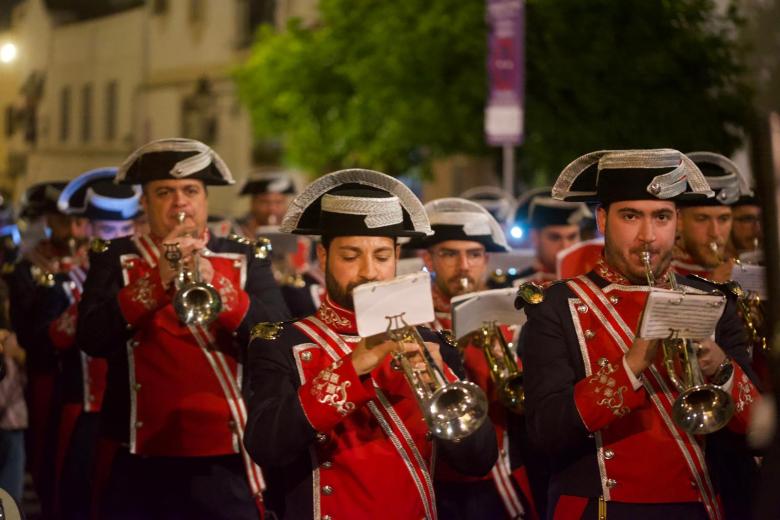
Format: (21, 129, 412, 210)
(135, 421, 143, 428)
(609, 295, 620, 305)
(322, 516, 332, 520)
(130, 340, 140, 348)
(577, 304, 588, 314)
(316, 433, 328, 444)
(88, 395, 96, 402)
(691, 479, 697, 488)
(584, 329, 595, 339)
(606, 478, 617, 488)
(301, 351, 312, 361)
(603, 449, 614, 460)
(321, 461, 333, 469)
(322, 485, 334, 496)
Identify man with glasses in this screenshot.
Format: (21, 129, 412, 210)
(408, 198, 541, 519)
(729, 192, 761, 258)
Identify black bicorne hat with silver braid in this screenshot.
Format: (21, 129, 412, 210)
(682, 151, 752, 207)
(280, 169, 432, 238)
(552, 149, 714, 204)
(115, 138, 234, 186)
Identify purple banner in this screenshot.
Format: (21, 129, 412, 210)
(485, 0, 525, 146)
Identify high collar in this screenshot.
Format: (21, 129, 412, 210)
(316, 294, 358, 335)
(594, 256, 673, 289)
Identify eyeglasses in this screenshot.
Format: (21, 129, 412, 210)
(733, 215, 761, 225)
(434, 248, 486, 265)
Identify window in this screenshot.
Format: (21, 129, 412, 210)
(189, 0, 204, 23)
(236, 0, 277, 47)
(81, 83, 92, 143)
(152, 0, 168, 14)
(60, 86, 71, 142)
(105, 81, 117, 141)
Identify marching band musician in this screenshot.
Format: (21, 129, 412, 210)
(238, 171, 322, 319)
(76, 138, 289, 519)
(244, 169, 498, 520)
(513, 193, 591, 287)
(671, 152, 749, 282)
(519, 149, 760, 519)
(409, 197, 541, 520)
(6, 181, 90, 517)
(728, 189, 762, 259)
(53, 167, 141, 519)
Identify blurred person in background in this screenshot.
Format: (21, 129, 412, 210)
(6, 181, 90, 517)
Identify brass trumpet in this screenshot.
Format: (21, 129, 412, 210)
(477, 321, 524, 414)
(640, 247, 734, 434)
(386, 314, 488, 441)
(164, 212, 222, 326)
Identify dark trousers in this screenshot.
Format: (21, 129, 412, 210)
(100, 448, 260, 520)
(578, 499, 708, 520)
(436, 479, 509, 519)
(60, 412, 100, 520)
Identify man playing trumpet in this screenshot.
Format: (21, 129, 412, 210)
(672, 152, 750, 282)
(244, 169, 497, 520)
(519, 149, 760, 519)
(406, 197, 541, 519)
(76, 138, 289, 519)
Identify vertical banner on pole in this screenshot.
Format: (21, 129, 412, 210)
(485, 0, 525, 146)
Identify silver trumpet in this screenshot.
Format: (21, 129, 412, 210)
(385, 314, 488, 441)
(164, 212, 223, 326)
(640, 246, 734, 434)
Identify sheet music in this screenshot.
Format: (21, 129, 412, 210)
(451, 288, 525, 339)
(730, 263, 767, 300)
(353, 271, 434, 337)
(638, 288, 726, 340)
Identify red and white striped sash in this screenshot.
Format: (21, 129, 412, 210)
(293, 316, 438, 520)
(566, 275, 721, 520)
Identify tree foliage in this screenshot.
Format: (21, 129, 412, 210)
(236, 0, 753, 182)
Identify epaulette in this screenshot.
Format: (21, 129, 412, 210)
(90, 237, 111, 254)
(1, 262, 14, 275)
(227, 232, 251, 245)
(250, 321, 286, 341)
(686, 274, 741, 300)
(490, 269, 508, 287)
(253, 237, 272, 260)
(436, 329, 457, 348)
(514, 281, 546, 309)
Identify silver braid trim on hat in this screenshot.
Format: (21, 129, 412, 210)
(687, 151, 753, 199)
(553, 149, 714, 201)
(281, 168, 432, 235)
(424, 197, 509, 251)
(320, 194, 403, 229)
(115, 138, 235, 184)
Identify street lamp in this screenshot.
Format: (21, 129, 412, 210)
(0, 42, 18, 64)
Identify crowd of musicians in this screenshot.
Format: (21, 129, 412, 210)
(0, 138, 771, 520)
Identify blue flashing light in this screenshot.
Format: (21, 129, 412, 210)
(510, 225, 523, 239)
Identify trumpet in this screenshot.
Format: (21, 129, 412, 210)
(164, 212, 222, 326)
(477, 321, 524, 414)
(385, 314, 488, 441)
(708, 240, 725, 265)
(640, 247, 734, 434)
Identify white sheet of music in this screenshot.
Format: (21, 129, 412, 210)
(638, 288, 726, 340)
(451, 288, 525, 340)
(730, 263, 767, 300)
(353, 271, 435, 337)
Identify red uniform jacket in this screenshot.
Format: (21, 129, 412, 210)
(520, 260, 760, 520)
(244, 296, 498, 519)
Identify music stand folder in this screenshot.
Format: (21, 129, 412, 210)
(638, 288, 726, 340)
(353, 271, 435, 337)
(450, 288, 525, 340)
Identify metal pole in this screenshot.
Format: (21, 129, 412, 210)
(502, 144, 515, 197)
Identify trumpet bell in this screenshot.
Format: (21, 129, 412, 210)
(672, 384, 735, 435)
(174, 283, 223, 326)
(427, 381, 489, 441)
(498, 373, 525, 414)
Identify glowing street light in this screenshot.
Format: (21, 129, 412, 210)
(0, 43, 18, 64)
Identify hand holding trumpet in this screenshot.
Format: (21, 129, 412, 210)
(351, 334, 444, 378)
(160, 213, 213, 288)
